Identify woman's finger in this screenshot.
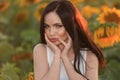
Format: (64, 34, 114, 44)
(57, 36, 66, 46)
(45, 33, 53, 45)
(45, 33, 49, 43)
(67, 32, 72, 44)
(67, 33, 72, 42)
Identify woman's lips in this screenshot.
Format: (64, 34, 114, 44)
(50, 38, 58, 42)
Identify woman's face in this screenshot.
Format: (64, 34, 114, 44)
(44, 12, 68, 45)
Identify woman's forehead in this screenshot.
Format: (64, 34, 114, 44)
(44, 12, 62, 25)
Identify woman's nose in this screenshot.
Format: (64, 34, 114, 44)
(49, 27, 56, 36)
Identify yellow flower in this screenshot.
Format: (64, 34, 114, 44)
(100, 5, 110, 12)
(93, 26, 120, 48)
(118, 25, 120, 41)
(17, 0, 41, 7)
(113, 2, 120, 9)
(85, 0, 96, 1)
(71, 0, 84, 4)
(34, 3, 47, 21)
(81, 5, 100, 18)
(0, 2, 10, 12)
(97, 7, 120, 24)
(14, 10, 29, 25)
(26, 72, 34, 80)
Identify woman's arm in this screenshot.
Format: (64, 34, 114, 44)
(33, 44, 61, 80)
(61, 56, 87, 80)
(85, 51, 98, 80)
(61, 51, 98, 80)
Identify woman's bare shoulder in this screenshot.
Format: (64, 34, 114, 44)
(34, 43, 45, 50)
(85, 51, 99, 80)
(33, 43, 49, 79)
(33, 43, 46, 52)
(86, 50, 98, 68)
(87, 51, 98, 59)
(33, 43, 47, 56)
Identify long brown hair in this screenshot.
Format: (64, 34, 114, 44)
(40, 0, 105, 79)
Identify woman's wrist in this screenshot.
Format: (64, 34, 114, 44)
(54, 53, 61, 59)
(61, 55, 69, 61)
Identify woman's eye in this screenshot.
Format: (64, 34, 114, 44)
(55, 24, 63, 28)
(44, 25, 49, 29)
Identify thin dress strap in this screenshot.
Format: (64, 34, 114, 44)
(80, 50, 87, 75)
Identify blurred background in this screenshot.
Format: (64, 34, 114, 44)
(0, 0, 120, 80)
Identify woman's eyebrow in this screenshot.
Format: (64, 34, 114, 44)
(44, 23, 62, 26)
(54, 23, 61, 25)
(53, 23, 63, 26)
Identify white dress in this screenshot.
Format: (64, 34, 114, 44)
(45, 45, 87, 80)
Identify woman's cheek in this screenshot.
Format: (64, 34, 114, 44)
(45, 30, 49, 38)
(58, 29, 67, 40)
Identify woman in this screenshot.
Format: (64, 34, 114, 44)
(33, 0, 105, 80)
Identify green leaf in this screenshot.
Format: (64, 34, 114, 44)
(0, 42, 15, 62)
(0, 63, 20, 80)
(20, 29, 39, 44)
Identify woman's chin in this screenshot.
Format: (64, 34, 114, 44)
(52, 41, 61, 45)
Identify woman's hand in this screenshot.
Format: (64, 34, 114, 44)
(58, 33, 72, 58)
(45, 33, 61, 57)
